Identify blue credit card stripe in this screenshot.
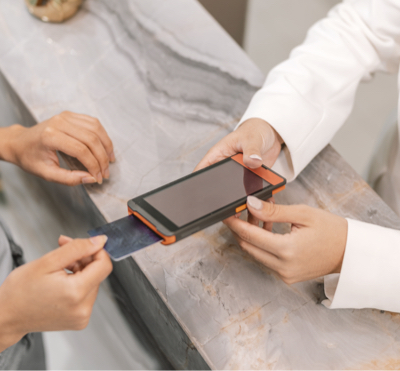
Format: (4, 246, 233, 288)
(88, 214, 162, 261)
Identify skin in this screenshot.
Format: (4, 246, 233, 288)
(196, 118, 348, 284)
(0, 112, 114, 352)
(0, 236, 112, 352)
(0, 111, 115, 186)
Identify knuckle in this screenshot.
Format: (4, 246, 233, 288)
(97, 250, 113, 275)
(268, 204, 281, 218)
(77, 304, 92, 322)
(73, 313, 90, 331)
(88, 117, 101, 128)
(277, 267, 291, 281)
(41, 126, 56, 142)
(104, 256, 113, 274)
(76, 144, 89, 157)
(87, 133, 99, 146)
(76, 144, 90, 162)
(51, 114, 65, 126)
(68, 288, 84, 304)
(60, 110, 71, 117)
(278, 266, 297, 285)
(237, 239, 247, 250)
(284, 277, 296, 285)
(280, 246, 294, 261)
(70, 238, 90, 251)
(281, 276, 293, 285)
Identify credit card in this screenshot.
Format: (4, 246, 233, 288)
(88, 214, 162, 261)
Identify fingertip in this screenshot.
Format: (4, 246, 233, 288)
(95, 172, 103, 184)
(223, 215, 237, 227)
(193, 160, 209, 172)
(82, 176, 97, 184)
(59, 235, 73, 245)
(247, 195, 263, 211)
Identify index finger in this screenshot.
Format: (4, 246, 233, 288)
(69, 112, 115, 162)
(73, 249, 112, 291)
(194, 136, 237, 172)
(225, 216, 286, 258)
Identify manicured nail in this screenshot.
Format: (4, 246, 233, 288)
(109, 151, 116, 163)
(104, 168, 110, 179)
(90, 235, 108, 246)
(247, 195, 263, 210)
(96, 172, 103, 184)
(82, 176, 97, 184)
(249, 154, 262, 161)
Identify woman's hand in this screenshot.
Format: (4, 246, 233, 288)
(1, 111, 115, 186)
(195, 118, 283, 171)
(0, 235, 112, 352)
(225, 196, 348, 284)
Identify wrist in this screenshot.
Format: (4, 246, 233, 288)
(0, 125, 26, 164)
(0, 290, 25, 353)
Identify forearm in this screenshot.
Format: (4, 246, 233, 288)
(0, 125, 25, 164)
(237, 0, 400, 180)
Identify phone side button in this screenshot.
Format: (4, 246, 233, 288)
(235, 204, 247, 213)
(272, 185, 286, 195)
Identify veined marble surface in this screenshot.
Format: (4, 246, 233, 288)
(1, 0, 400, 369)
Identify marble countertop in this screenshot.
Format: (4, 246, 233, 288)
(1, 1, 400, 369)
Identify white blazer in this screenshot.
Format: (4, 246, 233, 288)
(238, 0, 400, 312)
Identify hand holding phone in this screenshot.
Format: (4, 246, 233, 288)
(90, 153, 286, 260)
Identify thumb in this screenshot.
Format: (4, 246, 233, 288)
(241, 136, 264, 169)
(42, 236, 108, 273)
(246, 196, 308, 224)
(42, 166, 97, 186)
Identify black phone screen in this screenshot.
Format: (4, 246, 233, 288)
(143, 159, 270, 227)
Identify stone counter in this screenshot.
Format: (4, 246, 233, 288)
(1, 1, 400, 369)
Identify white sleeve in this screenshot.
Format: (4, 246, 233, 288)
(322, 218, 400, 312)
(238, 0, 400, 181)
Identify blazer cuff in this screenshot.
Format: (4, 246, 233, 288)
(235, 85, 326, 182)
(322, 218, 400, 312)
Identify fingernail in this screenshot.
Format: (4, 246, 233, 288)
(249, 154, 262, 161)
(104, 168, 110, 179)
(247, 196, 263, 210)
(96, 172, 103, 184)
(90, 235, 108, 246)
(82, 176, 96, 184)
(109, 151, 116, 163)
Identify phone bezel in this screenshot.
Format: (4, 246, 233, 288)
(128, 155, 286, 238)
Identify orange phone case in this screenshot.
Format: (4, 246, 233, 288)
(128, 153, 286, 245)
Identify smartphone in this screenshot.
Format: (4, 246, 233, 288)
(127, 153, 286, 245)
